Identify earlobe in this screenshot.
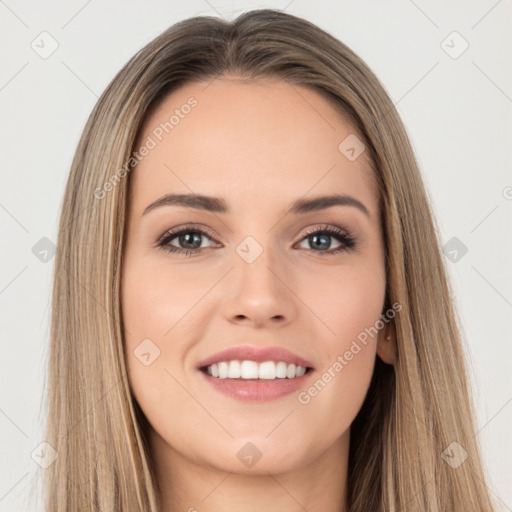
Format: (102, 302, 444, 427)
(377, 331, 397, 365)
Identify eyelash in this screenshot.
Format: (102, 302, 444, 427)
(156, 223, 357, 257)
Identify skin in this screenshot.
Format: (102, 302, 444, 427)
(121, 75, 396, 512)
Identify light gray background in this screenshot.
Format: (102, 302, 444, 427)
(1, 1, 511, 510)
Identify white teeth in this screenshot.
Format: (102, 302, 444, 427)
(218, 361, 228, 379)
(240, 360, 259, 379)
(276, 361, 287, 378)
(227, 360, 241, 378)
(296, 365, 306, 377)
(204, 360, 308, 380)
(258, 361, 276, 379)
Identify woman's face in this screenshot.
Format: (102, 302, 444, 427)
(121, 76, 388, 475)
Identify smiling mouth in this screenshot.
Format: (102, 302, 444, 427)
(200, 360, 314, 380)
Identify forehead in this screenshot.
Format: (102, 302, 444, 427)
(131, 77, 379, 219)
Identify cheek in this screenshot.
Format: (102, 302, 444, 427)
(296, 262, 385, 428)
(122, 257, 213, 341)
(121, 254, 225, 390)
(121, 259, 206, 442)
(296, 344, 376, 455)
(311, 257, 386, 345)
(296, 295, 382, 448)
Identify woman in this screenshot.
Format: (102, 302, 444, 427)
(43, 8, 496, 511)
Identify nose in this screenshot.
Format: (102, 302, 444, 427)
(221, 245, 298, 329)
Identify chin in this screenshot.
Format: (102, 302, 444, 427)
(197, 434, 314, 476)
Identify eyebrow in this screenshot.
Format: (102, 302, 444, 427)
(142, 193, 370, 217)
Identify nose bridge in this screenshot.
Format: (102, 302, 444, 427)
(234, 233, 284, 298)
(236, 238, 279, 288)
(222, 233, 296, 326)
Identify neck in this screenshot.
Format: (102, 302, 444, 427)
(148, 429, 349, 512)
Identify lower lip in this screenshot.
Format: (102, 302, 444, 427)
(200, 370, 314, 401)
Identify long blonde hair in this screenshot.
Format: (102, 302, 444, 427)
(40, 9, 496, 511)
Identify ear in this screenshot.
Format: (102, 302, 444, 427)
(377, 324, 397, 365)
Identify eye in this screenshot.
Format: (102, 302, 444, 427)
(295, 225, 357, 255)
(156, 224, 220, 257)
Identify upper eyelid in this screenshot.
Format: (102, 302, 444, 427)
(158, 224, 218, 244)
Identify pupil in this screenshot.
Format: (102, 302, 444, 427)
(311, 234, 330, 250)
(180, 232, 201, 249)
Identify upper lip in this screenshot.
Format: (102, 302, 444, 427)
(197, 345, 315, 370)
